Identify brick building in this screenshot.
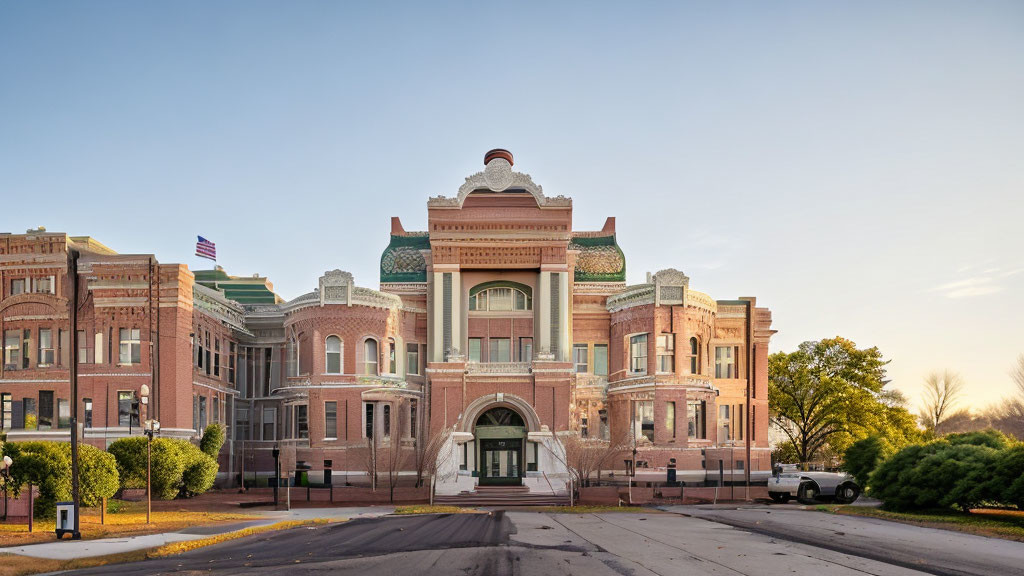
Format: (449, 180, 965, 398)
(0, 149, 774, 497)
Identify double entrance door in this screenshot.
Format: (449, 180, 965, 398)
(479, 438, 523, 486)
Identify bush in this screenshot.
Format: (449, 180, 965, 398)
(870, 440, 1001, 512)
(108, 436, 218, 500)
(0, 441, 118, 518)
(200, 423, 226, 459)
(180, 441, 218, 497)
(77, 444, 119, 507)
(946, 429, 1010, 450)
(842, 435, 894, 490)
(991, 444, 1024, 510)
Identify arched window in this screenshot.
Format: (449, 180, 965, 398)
(689, 337, 699, 375)
(363, 338, 378, 375)
(468, 282, 532, 311)
(325, 336, 342, 374)
(476, 407, 525, 428)
(387, 338, 397, 373)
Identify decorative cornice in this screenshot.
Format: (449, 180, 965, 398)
(606, 284, 655, 313)
(428, 157, 571, 209)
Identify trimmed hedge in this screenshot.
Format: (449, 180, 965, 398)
(842, 435, 894, 490)
(108, 437, 218, 500)
(869, 429, 1019, 512)
(0, 441, 118, 518)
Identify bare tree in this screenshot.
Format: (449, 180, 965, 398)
(381, 398, 411, 503)
(414, 423, 454, 488)
(351, 436, 377, 491)
(919, 370, 966, 433)
(553, 432, 631, 489)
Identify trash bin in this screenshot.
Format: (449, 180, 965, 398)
(56, 501, 75, 539)
(667, 458, 677, 485)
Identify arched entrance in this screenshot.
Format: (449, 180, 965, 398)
(475, 407, 526, 486)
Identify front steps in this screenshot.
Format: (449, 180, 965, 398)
(434, 484, 570, 506)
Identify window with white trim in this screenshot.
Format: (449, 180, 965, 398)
(656, 334, 674, 373)
(406, 343, 420, 375)
(573, 344, 588, 373)
(629, 334, 648, 374)
(715, 346, 737, 379)
(326, 336, 342, 374)
(363, 339, 378, 375)
(119, 328, 141, 364)
(38, 328, 54, 367)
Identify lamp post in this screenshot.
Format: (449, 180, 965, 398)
(140, 384, 159, 525)
(1, 455, 12, 521)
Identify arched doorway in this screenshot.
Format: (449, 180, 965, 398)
(475, 407, 526, 486)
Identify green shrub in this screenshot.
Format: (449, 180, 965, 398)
(0, 441, 118, 518)
(108, 436, 218, 500)
(200, 423, 226, 459)
(991, 444, 1024, 510)
(870, 440, 1001, 512)
(77, 444, 119, 507)
(179, 441, 218, 497)
(946, 429, 1010, 450)
(842, 435, 894, 489)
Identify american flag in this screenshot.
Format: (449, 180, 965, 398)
(195, 236, 217, 261)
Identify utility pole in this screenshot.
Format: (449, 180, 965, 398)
(67, 248, 82, 539)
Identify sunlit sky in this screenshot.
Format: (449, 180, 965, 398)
(2, 1, 1022, 410)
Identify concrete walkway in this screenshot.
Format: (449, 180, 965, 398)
(0, 506, 394, 560)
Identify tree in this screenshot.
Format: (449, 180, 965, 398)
(559, 432, 630, 488)
(413, 424, 453, 489)
(1012, 354, 1024, 400)
(918, 370, 966, 434)
(769, 337, 912, 465)
(1, 441, 118, 517)
(381, 398, 411, 503)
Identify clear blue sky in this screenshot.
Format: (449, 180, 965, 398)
(2, 1, 1022, 409)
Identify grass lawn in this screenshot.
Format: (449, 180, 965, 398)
(0, 500, 256, 547)
(392, 505, 484, 515)
(0, 519, 329, 576)
(818, 505, 1024, 542)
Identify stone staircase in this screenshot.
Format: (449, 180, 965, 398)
(434, 484, 570, 506)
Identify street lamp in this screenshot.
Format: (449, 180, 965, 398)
(140, 384, 159, 524)
(1, 455, 12, 521)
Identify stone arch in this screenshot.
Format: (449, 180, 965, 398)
(459, 393, 542, 434)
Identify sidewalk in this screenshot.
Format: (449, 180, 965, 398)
(1, 506, 393, 560)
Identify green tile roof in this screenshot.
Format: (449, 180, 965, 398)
(380, 233, 430, 283)
(570, 234, 626, 282)
(194, 268, 279, 304)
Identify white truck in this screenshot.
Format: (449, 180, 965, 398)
(768, 464, 861, 504)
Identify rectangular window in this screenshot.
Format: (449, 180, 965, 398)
(236, 405, 250, 441)
(630, 334, 648, 374)
(388, 340, 397, 373)
(666, 401, 676, 438)
(688, 401, 706, 439)
(573, 344, 588, 373)
(689, 337, 699, 375)
(519, 337, 533, 362)
(593, 344, 608, 376)
(213, 396, 220, 423)
(581, 415, 588, 438)
(296, 405, 308, 439)
(229, 342, 237, 384)
(383, 404, 391, 437)
(38, 329, 54, 366)
(1, 393, 11, 429)
(656, 334, 675, 373)
(3, 330, 21, 370)
(599, 409, 609, 440)
(205, 331, 212, 375)
(23, 398, 37, 430)
(83, 398, 93, 428)
(119, 391, 136, 427)
(10, 278, 26, 295)
(719, 404, 731, 441)
(262, 406, 276, 440)
(119, 328, 141, 364)
(38, 390, 54, 430)
(34, 276, 55, 294)
(634, 400, 654, 441)
(468, 338, 483, 362)
(737, 404, 744, 441)
(214, 339, 221, 377)
(95, 331, 104, 364)
(23, 329, 30, 369)
(406, 343, 419, 375)
(715, 346, 737, 379)
(364, 402, 374, 438)
(325, 401, 338, 439)
(77, 330, 88, 363)
(199, 396, 207, 430)
(488, 338, 511, 362)
(58, 398, 70, 428)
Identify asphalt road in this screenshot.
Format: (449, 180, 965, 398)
(64, 507, 1024, 576)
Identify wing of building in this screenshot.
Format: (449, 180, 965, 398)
(0, 150, 774, 501)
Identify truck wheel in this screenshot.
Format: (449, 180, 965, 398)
(797, 481, 820, 504)
(833, 482, 861, 505)
(769, 492, 791, 504)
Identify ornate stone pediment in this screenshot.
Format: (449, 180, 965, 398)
(319, 269, 353, 306)
(428, 151, 571, 209)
